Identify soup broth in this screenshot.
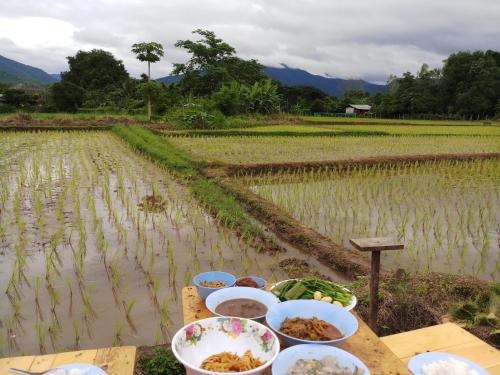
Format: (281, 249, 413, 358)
(215, 298, 267, 318)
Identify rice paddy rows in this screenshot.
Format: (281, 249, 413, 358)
(0, 131, 289, 356)
(249, 159, 500, 280)
(169, 135, 500, 164)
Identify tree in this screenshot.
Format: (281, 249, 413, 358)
(50, 81, 85, 112)
(131, 42, 164, 121)
(2, 88, 38, 108)
(173, 29, 265, 96)
(442, 50, 500, 117)
(62, 49, 129, 91)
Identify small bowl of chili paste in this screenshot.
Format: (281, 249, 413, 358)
(236, 276, 267, 290)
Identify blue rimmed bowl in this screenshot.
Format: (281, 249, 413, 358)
(272, 344, 370, 375)
(206, 286, 279, 321)
(172, 317, 280, 375)
(192, 271, 236, 301)
(266, 299, 358, 347)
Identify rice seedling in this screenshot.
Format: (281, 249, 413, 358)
(169, 134, 500, 164)
(251, 158, 500, 280)
(112, 322, 125, 347)
(72, 320, 80, 349)
(35, 322, 46, 354)
(0, 131, 286, 355)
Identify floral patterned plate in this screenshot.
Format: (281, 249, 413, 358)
(172, 317, 280, 375)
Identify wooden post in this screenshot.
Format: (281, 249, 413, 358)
(350, 237, 404, 333)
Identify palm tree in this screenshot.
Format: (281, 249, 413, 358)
(131, 42, 164, 121)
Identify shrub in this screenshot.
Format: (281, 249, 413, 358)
(168, 102, 226, 129)
(138, 347, 184, 375)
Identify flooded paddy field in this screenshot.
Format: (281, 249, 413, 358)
(250, 159, 500, 280)
(0, 131, 295, 355)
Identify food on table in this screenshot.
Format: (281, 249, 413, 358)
(280, 317, 343, 341)
(200, 280, 227, 288)
(200, 350, 265, 372)
(422, 358, 479, 375)
(215, 298, 268, 318)
(271, 278, 353, 307)
(285, 355, 365, 375)
(236, 277, 260, 288)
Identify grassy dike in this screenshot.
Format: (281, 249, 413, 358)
(112, 125, 261, 238)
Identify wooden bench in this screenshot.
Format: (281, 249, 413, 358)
(381, 323, 500, 375)
(0, 346, 136, 375)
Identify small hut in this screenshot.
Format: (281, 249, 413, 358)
(345, 104, 371, 115)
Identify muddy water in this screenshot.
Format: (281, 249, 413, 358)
(251, 159, 500, 281)
(0, 131, 305, 356)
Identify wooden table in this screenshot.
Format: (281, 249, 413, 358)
(0, 346, 136, 375)
(381, 323, 500, 375)
(182, 286, 411, 375)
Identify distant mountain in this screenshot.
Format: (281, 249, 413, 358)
(263, 65, 386, 96)
(156, 74, 181, 85)
(50, 73, 62, 82)
(156, 65, 386, 97)
(0, 54, 56, 85)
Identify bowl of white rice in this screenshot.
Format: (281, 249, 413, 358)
(408, 352, 490, 375)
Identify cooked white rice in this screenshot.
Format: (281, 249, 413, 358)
(422, 358, 479, 375)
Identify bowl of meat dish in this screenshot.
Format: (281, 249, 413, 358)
(272, 344, 370, 375)
(266, 300, 358, 347)
(172, 317, 280, 375)
(236, 276, 267, 290)
(193, 271, 237, 301)
(206, 286, 280, 322)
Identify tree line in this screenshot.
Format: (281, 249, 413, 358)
(1, 29, 498, 125)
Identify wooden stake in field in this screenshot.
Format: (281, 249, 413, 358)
(350, 237, 404, 333)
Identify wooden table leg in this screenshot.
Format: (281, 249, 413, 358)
(370, 250, 381, 333)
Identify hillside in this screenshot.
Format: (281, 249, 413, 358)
(156, 65, 386, 96)
(263, 65, 386, 96)
(0, 54, 56, 85)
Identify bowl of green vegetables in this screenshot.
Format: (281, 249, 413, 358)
(270, 278, 357, 311)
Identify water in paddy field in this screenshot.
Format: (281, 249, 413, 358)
(251, 159, 500, 281)
(0, 131, 296, 356)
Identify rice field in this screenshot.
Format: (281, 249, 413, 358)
(222, 124, 500, 136)
(169, 135, 500, 164)
(0, 131, 291, 355)
(301, 116, 500, 126)
(250, 159, 500, 280)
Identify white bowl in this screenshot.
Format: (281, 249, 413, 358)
(266, 300, 359, 347)
(270, 279, 357, 311)
(172, 317, 280, 375)
(206, 286, 279, 321)
(272, 344, 371, 375)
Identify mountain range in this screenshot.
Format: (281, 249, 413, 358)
(0, 54, 57, 85)
(0, 54, 386, 96)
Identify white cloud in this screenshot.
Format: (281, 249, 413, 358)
(0, 0, 499, 82)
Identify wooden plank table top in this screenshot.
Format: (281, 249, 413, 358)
(182, 286, 411, 375)
(0, 346, 136, 375)
(381, 322, 500, 375)
(350, 237, 404, 252)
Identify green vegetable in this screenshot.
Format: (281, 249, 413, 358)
(284, 282, 307, 300)
(274, 278, 353, 306)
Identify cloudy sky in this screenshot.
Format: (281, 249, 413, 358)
(1, 0, 499, 84)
